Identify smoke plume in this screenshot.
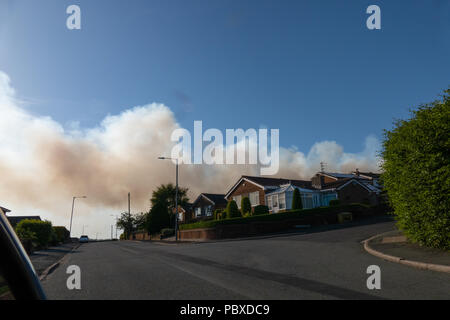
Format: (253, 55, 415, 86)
(0, 71, 381, 236)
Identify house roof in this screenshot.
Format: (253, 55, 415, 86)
(320, 172, 357, 180)
(352, 171, 381, 179)
(193, 193, 227, 206)
(225, 175, 314, 198)
(321, 178, 381, 193)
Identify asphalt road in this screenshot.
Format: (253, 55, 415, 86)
(41, 220, 450, 300)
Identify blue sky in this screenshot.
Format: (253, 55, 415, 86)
(0, 0, 448, 154)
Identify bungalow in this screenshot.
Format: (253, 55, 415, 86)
(225, 172, 382, 214)
(192, 193, 227, 219)
(224, 175, 328, 212)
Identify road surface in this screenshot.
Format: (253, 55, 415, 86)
(42, 220, 450, 300)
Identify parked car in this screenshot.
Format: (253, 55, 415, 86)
(79, 235, 89, 243)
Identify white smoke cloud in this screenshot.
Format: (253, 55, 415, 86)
(0, 71, 381, 237)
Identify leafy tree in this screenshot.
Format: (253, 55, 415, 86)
(134, 212, 147, 231)
(116, 211, 135, 240)
(226, 200, 241, 219)
(381, 89, 450, 249)
(241, 197, 252, 216)
(291, 188, 303, 210)
(151, 183, 190, 227)
(150, 183, 189, 211)
(146, 201, 171, 234)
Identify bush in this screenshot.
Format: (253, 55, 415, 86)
(253, 205, 269, 215)
(225, 200, 241, 219)
(213, 209, 223, 220)
(381, 90, 450, 249)
(329, 199, 340, 207)
(15, 220, 53, 248)
(241, 197, 252, 216)
(53, 226, 70, 243)
(146, 201, 171, 234)
(291, 188, 303, 210)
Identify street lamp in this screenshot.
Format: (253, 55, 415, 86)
(158, 156, 179, 241)
(69, 196, 87, 238)
(110, 214, 118, 239)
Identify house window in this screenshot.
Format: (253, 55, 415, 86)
(206, 205, 213, 216)
(267, 196, 272, 210)
(272, 194, 278, 207)
(250, 191, 259, 206)
(195, 207, 201, 217)
(279, 193, 286, 209)
(301, 193, 313, 209)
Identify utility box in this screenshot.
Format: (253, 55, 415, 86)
(337, 212, 353, 224)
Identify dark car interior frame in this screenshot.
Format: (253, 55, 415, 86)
(0, 208, 46, 300)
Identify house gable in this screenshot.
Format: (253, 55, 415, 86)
(225, 178, 266, 206)
(335, 179, 378, 205)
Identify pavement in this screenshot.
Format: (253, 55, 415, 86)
(40, 219, 450, 300)
(364, 230, 450, 273)
(30, 242, 79, 276)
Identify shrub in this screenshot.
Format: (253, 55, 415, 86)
(53, 226, 70, 243)
(15, 220, 53, 248)
(253, 205, 269, 215)
(146, 201, 171, 234)
(291, 188, 303, 210)
(241, 197, 252, 216)
(225, 200, 241, 219)
(381, 89, 450, 249)
(213, 209, 223, 220)
(329, 199, 340, 207)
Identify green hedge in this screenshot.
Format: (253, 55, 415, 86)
(179, 203, 372, 231)
(15, 219, 53, 248)
(253, 205, 269, 215)
(381, 90, 450, 249)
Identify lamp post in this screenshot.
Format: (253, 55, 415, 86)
(69, 196, 87, 238)
(158, 157, 179, 241)
(110, 214, 118, 239)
